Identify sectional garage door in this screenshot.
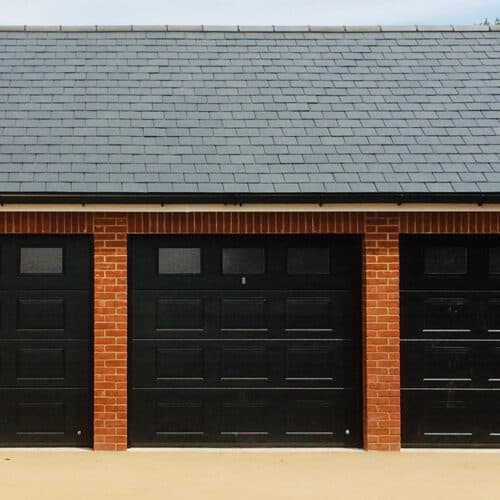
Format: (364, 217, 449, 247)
(0, 236, 92, 446)
(129, 235, 362, 447)
(401, 236, 500, 448)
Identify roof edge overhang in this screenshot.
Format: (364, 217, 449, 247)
(0, 192, 499, 212)
(0, 24, 498, 33)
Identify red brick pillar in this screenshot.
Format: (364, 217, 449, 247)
(93, 214, 128, 450)
(363, 213, 401, 450)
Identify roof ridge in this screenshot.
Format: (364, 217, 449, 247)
(0, 24, 497, 33)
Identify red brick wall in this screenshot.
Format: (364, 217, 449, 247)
(400, 212, 500, 233)
(363, 214, 401, 451)
(93, 215, 128, 451)
(1, 210, 499, 451)
(128, 212, 365, 234)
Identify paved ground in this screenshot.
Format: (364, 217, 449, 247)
(0, 449, 499, 500)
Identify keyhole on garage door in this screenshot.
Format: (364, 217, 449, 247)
(241, 276, 247, 286)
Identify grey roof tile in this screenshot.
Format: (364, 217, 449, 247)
(273, 183, 300, 193)
(376, 182, 403, 192)
(452, 182, 481, 192)
(197, 183, 224, 193)
(223, 183, 250, 192)
(427, 182, 454, 192)
(299, 183, 326, 192)
(477, 182, 500, 192)
(323, 182, 352, 192)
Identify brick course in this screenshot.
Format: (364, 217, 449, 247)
(0, 210, 498, 451)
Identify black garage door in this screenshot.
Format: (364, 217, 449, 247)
(0, 236, 92, 447)
(401, 236, 500, 448)
(129, 235, 361, 447)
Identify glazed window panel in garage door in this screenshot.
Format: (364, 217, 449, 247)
(401, 236, 500, 448)
(129, 235, 362, 447)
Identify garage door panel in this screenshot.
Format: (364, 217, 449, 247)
(401, 294, 478, 339)
(132, 292, 208, 338)
(402, 294, 500, 341)
(422, 298, 475, 334)
(130, 389, 357, 446)
(284, 395, 341, 438)
(285, 297, 332, 332)
(282, 292, 356, 338)
(285, 344, 335, 382)
(130, 391, 208, 444)
(0, 388, 91, 446)
(402, 390, 479, 446)
(0, 291, 89, 340)
(156, 297, 206, 333)
(219, 396, 275, 437)
(17, 298, 65, 331)
(402, 390, 500, 447)
(284, 341, 356, 386)
(133, 290, 355, 340)
(156, 399, 206, 438)
(132, 339, 354, 388)
(132, 342, 208, 385)
(401, 341, 477, 388)
(0, 340, 88, 387)
(15, 292, 89, 338)
(219, 344, 271, 382)
(221, 297, 269, 333)
(156, 346, 205, 380)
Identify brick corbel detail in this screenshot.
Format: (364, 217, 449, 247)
(93, 214, 128, 451)
(363, 213, 401, 450)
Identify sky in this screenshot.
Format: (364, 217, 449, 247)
(0, 0, 499, 26)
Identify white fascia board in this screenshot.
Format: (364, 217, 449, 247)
(0, 203, 497, 212)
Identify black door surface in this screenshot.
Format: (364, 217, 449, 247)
(401, 235, 500, 448)
(129, 235, 362, 447)
(0, 236, 92, 447)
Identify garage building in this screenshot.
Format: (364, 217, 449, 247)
(0, 25, 499, 450)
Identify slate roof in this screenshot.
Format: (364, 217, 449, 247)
(0, 25, 499, 197)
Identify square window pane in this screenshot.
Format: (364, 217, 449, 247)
(288, 248, 330, 275)
(159, 248, 201, 274)
(222, 248, 265, 274)
(424, 247, 467, 275)
(20, 247, 63, 274)
(489, 248, 500, 274)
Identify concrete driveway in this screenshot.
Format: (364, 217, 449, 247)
(0, 449, 499, 500)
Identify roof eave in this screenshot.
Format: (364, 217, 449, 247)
(0, 192, 496, 205)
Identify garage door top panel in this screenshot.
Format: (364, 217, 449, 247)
(401, 235, 500, 291)
(0, 236, 90, 290)
(130, 235, 361, 291)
